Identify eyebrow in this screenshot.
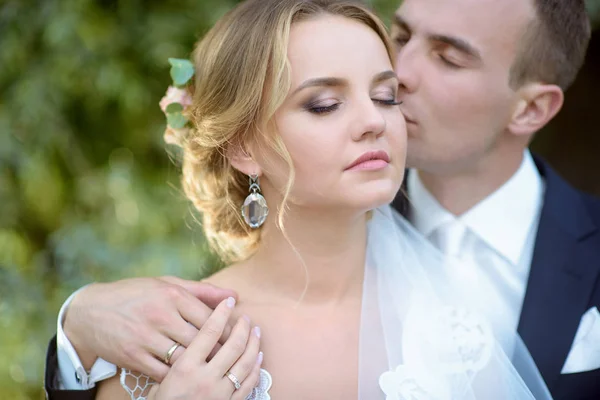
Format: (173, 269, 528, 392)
(373, 70, 398, 83)
(292, 70, 398, 96)
(429, 34, 482, 61)
(393, 14, 411, 33)
(393, 14, 482, 61)
(292, 77, 346, 95)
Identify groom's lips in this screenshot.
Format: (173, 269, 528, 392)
(403, 111, 418, 137)
(400, 106, 417, 125)
(404, 115, 417, 125)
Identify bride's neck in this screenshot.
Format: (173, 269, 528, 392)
(245, 207, 368, 305)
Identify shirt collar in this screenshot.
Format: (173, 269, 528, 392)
(407, 166, 456, 238)
(408, 150, 545, 264)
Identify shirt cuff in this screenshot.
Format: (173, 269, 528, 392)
(56, 285, 117, 390)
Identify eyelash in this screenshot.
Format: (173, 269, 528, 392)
(308, 99, 402, 115)
(376, 99, 403, 106)
(309, 104, 340, 114)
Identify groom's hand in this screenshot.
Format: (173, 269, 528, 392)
(63, 276, 238, 382)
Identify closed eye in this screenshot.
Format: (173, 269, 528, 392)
(307, 103, 341, 114)
(438, 54, 461, 69)
(305, 99, 401, 115)
(393, 35, 410, 47)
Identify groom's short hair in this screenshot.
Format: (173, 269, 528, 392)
(510, 0, 591, 91)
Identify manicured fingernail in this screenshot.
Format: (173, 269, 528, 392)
(243, 314, 250, 323)
(254, 326, 261, 338)
(257, 351, 263, 365)
(226, 297, 236, 308)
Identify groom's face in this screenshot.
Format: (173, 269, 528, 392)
(393, 0, 533, 174)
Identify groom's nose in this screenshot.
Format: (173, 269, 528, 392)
(394, 44, 420, 96)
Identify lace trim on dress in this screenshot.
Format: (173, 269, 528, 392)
(246, 369, 273, 400)
(120, 369, 155, 400)
(119, 368, 272, 400)
(379, 306, 495, 400)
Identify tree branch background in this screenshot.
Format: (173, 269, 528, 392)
(1, 1, 599, 398)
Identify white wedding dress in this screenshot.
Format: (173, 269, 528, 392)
(120, 206, 551, 400)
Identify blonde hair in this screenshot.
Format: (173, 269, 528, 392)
(169, 0, 395, 263)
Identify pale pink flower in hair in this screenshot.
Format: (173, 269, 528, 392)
(159, 86, 193, 113)
(163, 126, 190, 146)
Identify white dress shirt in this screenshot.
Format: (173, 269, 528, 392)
(408, 150, 545, 351)
(56, 286, 116, 390)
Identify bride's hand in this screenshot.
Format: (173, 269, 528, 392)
(148, 297, 263, 400)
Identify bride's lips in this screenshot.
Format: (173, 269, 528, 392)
(345, 150, 390, 171)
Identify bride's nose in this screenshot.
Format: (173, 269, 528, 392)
(351, 101, 386, 141)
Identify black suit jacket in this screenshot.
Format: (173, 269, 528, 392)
(516, 157, 600, 400)
(44, 335, 96, 400)
(44, 157, 600, 400)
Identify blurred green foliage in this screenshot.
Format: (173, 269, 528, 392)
(0, 0, 599, 398)
(0, 0, 236, 398)
(590, 0, 600, 26)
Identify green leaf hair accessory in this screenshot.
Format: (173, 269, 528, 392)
(160, 58, 195, 145)
(168, 58, 195, 87)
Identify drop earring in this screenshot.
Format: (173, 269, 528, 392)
(241, 174, 268, 228)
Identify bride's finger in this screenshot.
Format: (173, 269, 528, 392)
(206, 341, 222, 362)
(231, 355, 263, 400)
(221, 325, 261, 384)
(208, 316, 251, 376)
(176, 292, 233, 345)
(182, 297, 236, 363)
(146, 383, 160, 400)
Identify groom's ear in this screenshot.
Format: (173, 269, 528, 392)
(227, 142, 262, 176)
(508, 82, 564, 137)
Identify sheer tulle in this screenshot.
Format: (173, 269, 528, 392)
(358, 206, 552, 399)
(121, 205, 550, 399)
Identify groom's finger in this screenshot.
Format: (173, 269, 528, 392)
(160, 276, 239, 308)
(170, 288, 234, 345)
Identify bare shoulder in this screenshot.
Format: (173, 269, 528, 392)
(201, 261, 274, 323)
(202, 261, 252, 296)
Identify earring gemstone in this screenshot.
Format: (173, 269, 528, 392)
(241, 192, 269, 228)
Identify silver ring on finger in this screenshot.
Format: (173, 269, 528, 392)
(226, 371, 242, 390)
(163, 342, 181, 365)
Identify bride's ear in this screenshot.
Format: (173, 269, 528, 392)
(227, 142, 262, 177)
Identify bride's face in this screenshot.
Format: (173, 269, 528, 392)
(257, 15, 406, 213)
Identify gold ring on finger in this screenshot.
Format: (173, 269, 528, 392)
(163, 342, 180, 365)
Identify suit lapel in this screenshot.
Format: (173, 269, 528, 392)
(392, 169, 411, 218)
(517, 158, 599, 390)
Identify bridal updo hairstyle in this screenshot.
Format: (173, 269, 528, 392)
(167, 0, 395, 263)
